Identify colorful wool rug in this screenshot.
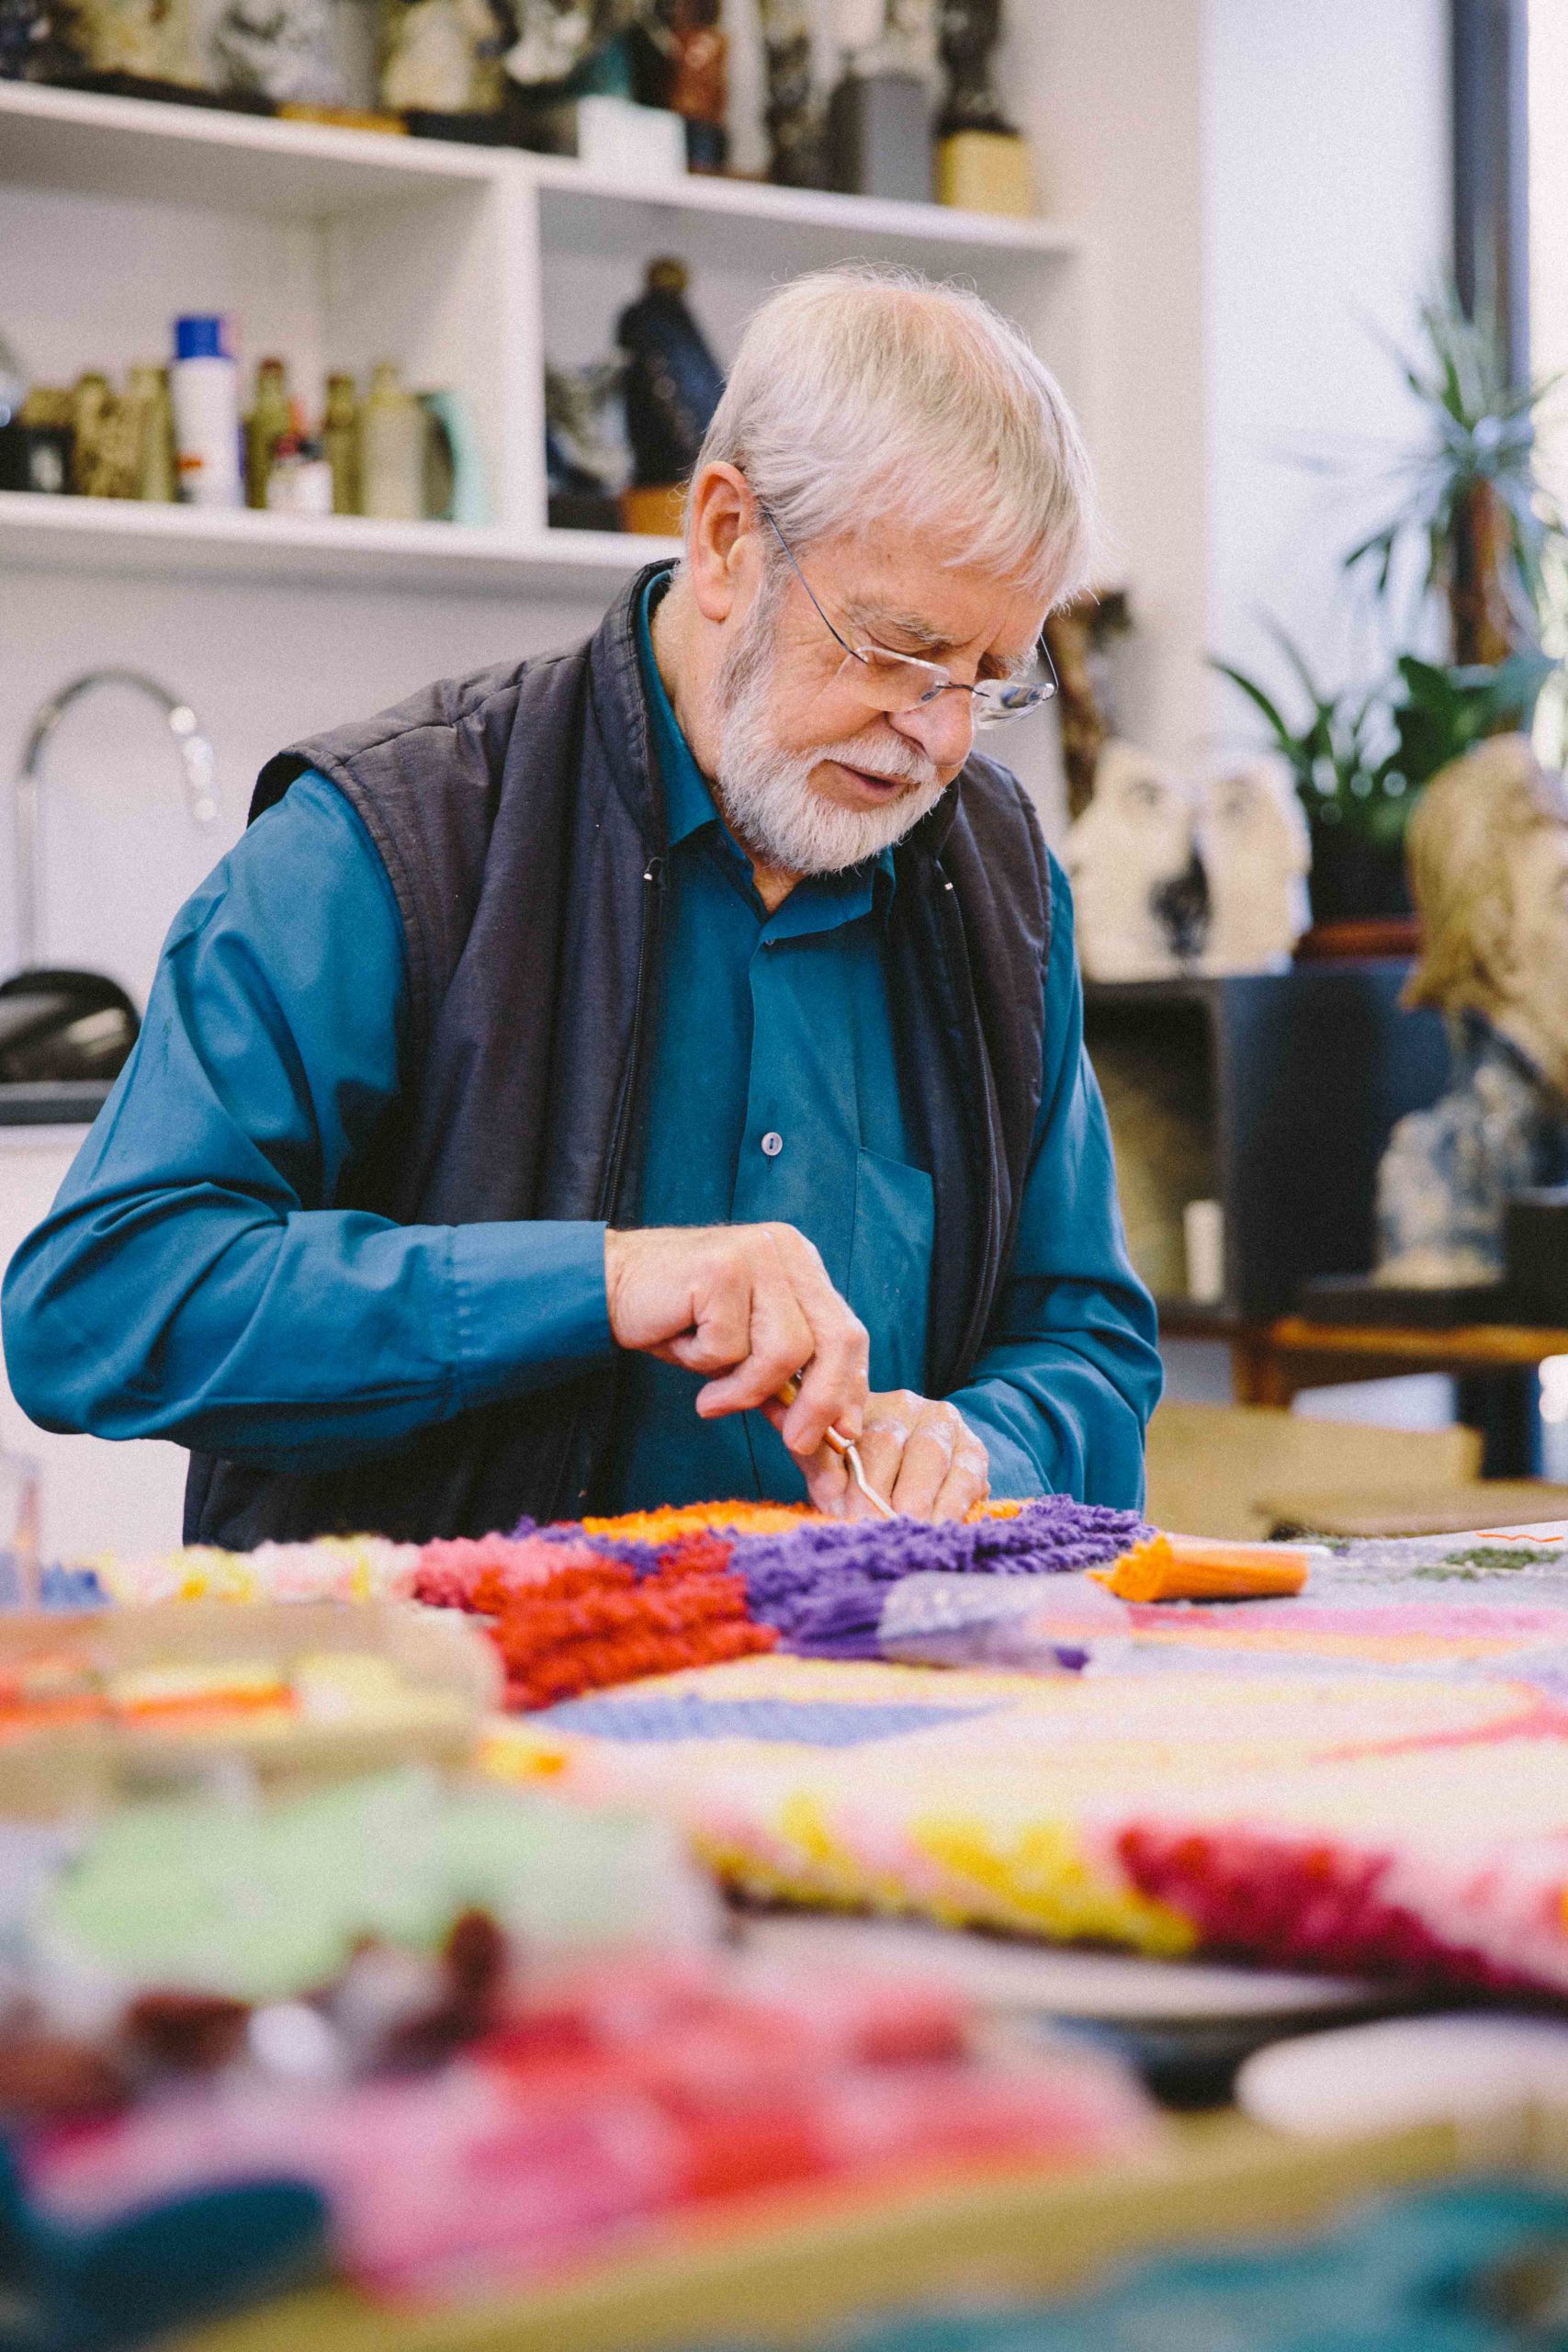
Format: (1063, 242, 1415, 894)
(86, 1497, 1146, 1707)
(479, 1609, 1568, 1998)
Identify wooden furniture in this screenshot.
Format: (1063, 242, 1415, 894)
(1145, 1401, 1483, 1541)
(1233, 1315, 1568, 1405)
(173, 2113, 1496, 2352)
(1083, 966, 1448, 1323)
(1223, 1314, 1568, 1482)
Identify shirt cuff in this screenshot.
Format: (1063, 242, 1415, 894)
(947, 1384, 1053, 1501)
(449, 1220, 614, 1408)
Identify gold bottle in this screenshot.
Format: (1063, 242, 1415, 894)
(126, 364, 176, 503)
(321, 372, 361, 516)
(245, 356, 293, 510)
(360, 360, 427, 522)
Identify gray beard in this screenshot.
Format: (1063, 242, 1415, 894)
(714, 601, 948, 876)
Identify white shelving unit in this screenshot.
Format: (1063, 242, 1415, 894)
(0, 78, 1085, 596)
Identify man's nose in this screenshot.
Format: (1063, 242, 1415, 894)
(888, 690, 975, 774)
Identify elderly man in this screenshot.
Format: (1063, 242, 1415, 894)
(4, 267, 1160, 1545)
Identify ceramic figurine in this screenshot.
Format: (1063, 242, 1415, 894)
(1376, 736, 1568, 1285)
(65, 0, 202, 82)
(756, 0, 826, 187)
(212, 0, 346, 105)
(381, 0, 508, 115)
(1064, 741, 1207, 980)
(1197, 757, 1311, 975)
(937, 0, 1005, 131)
(631, 0, 728, 170)
(934, 0, 1033, 213)
(0, 0, 64, 79)
(504, 0, 637, 92)
(828, 0, 933, 200)
(616, 255, 724, 490)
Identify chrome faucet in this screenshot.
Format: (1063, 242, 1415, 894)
(15, 670, 218, 972)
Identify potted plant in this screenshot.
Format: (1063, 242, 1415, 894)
(1213, 293, 1562, 937)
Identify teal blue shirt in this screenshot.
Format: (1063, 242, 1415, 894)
(3, 593, 1160, 1510)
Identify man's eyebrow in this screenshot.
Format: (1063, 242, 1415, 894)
(845, 600, 953, 653)
(847, 601, 1036, 681)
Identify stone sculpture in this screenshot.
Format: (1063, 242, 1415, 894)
(213, 0, 345, 104)
(1376, 735, 1568, 1284)
(1197, 757, 1311, 976)
(1064, 741, 1205, 980)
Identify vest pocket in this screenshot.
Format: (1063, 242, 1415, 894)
(848, 1148, 935, 1394)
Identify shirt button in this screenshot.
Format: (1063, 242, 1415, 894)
(761, 1131, 784, 1159)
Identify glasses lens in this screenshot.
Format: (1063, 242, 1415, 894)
(843, 647, 952, 712)
(973, 679, 1055, 728)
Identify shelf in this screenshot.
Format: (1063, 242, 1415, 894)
(0, 78, 500, 214)
(0, 79, 1083, 254)
(0, 492, 682, 594)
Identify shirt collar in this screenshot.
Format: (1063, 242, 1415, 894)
(634, 572, 897, 904)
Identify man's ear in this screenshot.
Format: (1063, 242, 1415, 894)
(686, 463, 758, 625)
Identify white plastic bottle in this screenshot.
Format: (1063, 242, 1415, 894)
(171, 315, 243, 510)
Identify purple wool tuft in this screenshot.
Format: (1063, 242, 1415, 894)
(728, 1496, 1145, 1657)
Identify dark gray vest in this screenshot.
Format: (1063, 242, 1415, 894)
(185, 567, 1054, 1545)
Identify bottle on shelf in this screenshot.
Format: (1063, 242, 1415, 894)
(265, 434, 334, 515)
(360, 360, 428, 522)
(69, 371, 115, 497)
(245, 356, 294, 510)
(171, 316, 243, 511)
(321, 372, 361, 516)
(126, 364, 176, 503)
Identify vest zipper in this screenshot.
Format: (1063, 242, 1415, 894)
(599, 852, 666, 1221)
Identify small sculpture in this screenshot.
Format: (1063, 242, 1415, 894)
(1197, 757, 1311, 975)
(616, 256, 724, 491)
(64, 0, 201, 83)
(1376, 736, 1568, 1284)
(504, 0, 637, 95)
(0, 0, 64, 79)
(756, 0, 827, 187)
(934, 0, 1032, 213)
(545, 360, 627, 497)
(1064, 741, 1206, 981)
(212, 0, 346, 105)
(936, 0, 1006, 132)
(380, 0, 508, 115)
(631, 0, 728, 170)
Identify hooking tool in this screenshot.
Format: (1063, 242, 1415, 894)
(775, 1374, 897, 1519)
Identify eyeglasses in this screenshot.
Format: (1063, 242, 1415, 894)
(760, 507, 1058, 729)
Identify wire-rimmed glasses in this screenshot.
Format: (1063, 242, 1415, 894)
(760, 507, 1058, 729)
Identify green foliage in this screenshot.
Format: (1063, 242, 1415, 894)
(1211, 638, 1556, 852)
(1383, 650, 1557, 791)
(1345, 291, 1563, 644)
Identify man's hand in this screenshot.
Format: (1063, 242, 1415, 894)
(604, 1223, 869, 1458)
(761, 1386, 991, 1522)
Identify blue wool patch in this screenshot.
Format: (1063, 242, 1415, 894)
(536, 1692, 1002, 1747)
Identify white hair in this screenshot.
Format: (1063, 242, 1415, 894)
(686, 265, 1098, 605)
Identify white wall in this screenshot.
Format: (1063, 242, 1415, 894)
(1, 572, 608, 1000)
(1000, 0, 1211, 766)
(1201, 0, 1451, 750)
(1002, 0, 1450, 776)
(1531, 0, 1568, 506)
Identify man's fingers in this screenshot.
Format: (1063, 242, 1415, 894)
(932, 1439, 991, 1523)
(853, 1401, 914, 1499)
(888, 1413, 958, 1517)
(696, 1270, 815, 1419)
(772, 1246, 868, 1453)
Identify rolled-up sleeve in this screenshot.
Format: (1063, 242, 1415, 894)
(947, 854, 1162, 1508)
(2, 773, 613, 1473)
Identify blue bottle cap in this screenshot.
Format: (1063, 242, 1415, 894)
(175, 315, 231, 362)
